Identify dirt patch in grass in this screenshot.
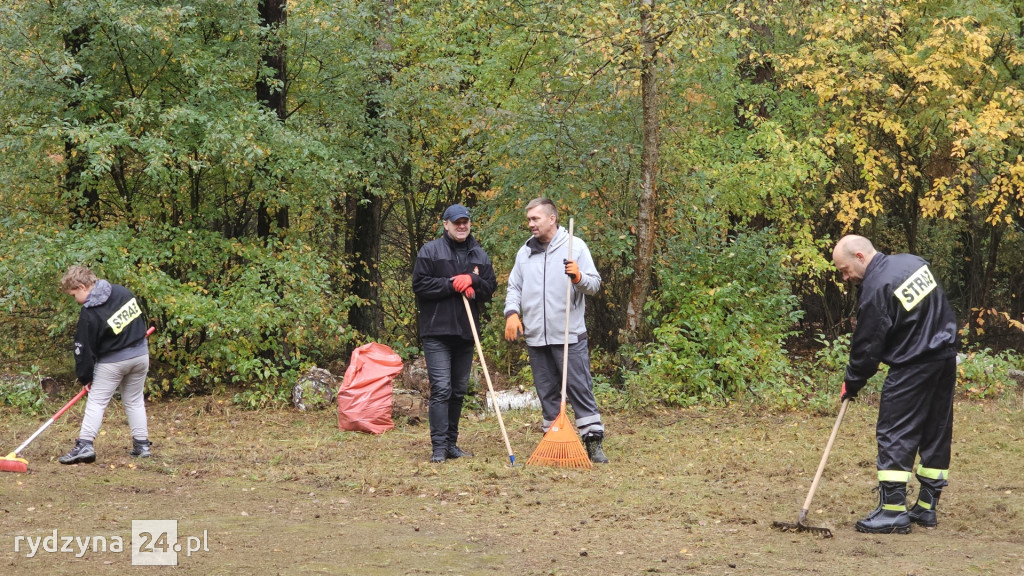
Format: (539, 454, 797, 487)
(1, 392, 1022, 575)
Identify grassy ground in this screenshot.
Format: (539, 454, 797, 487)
(1, 390, 1022, 575)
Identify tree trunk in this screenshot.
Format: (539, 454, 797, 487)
(63, 23, 100, 226)
(347, 190, 385, 340)
(345, 0, 394, 341)
(956, 210, 986, 337)
(623, 0, 660, 340)
(256, 0, 289, 236)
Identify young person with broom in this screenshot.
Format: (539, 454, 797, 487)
(503, 198, 608, 464)
(412, 204, 497, 464)
(58, 265, 154, 464)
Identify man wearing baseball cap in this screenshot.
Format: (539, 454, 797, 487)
(412, 204, 497, 463)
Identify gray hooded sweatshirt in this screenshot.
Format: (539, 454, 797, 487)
(504, 226, 601, 347)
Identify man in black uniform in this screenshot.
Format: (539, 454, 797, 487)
(412, 204, 497, 463)
(833, 235, 958, 533)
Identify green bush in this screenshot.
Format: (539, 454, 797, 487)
(0, 224, 359, 406)
(0, 368, 49, 416)
(782, 333, 888, 413)
(628, 230, 803, 406)
(958, 347, 1020, 399)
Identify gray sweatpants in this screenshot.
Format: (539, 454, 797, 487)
(79, 354, 150, 442)
(527, 341, 604, 437)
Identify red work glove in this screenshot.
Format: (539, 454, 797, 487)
(563, 259, 581, 284)
(464, 286, 476, 300)
(452, 274, 474, 293)
(841, 381, 859, 402)
(504, 313, 523, 341)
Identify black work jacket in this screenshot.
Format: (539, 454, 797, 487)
(844, 253, 958, 391)
(73, 281, 148, 383)
(412, 232, 497, 340)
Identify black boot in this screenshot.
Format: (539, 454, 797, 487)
(130, 438, 152, 458)
(909, 484, 941, 527)
(58, 439, 96, 465)
(583, 434, 609, 464)
(446, 445, 473, 459)
(855, 482, 911, 534)
(430, 447, 446, 463)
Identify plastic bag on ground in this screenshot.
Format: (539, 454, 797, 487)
(337, 342, 403, 434)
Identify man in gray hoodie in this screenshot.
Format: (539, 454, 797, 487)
(503, 198, 608, 463)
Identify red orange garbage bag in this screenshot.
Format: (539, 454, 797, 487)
(337, 342, 404, 434)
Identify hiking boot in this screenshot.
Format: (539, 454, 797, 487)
(430, 448, 446, 463)
(446, 445, 473, 459)
(584, 434, 609, 464)
(58, 439, 96, 465)
(855, 482, 911, 534)
(909, 484, 941, 528)
(130, 438, 152, 458)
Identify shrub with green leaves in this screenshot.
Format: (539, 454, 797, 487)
(958, 347, 1021, 399)
(785, 333, 888, 413)
(1, 224, 358, 406)
(0, 369, 49, 416)
(629, 230, 803, 406)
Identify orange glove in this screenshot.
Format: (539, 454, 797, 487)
(564, 259, 581, 284)
(464, 286, 476, 300)
(452, 274, 473, 293)
(504, 313, 523, 341)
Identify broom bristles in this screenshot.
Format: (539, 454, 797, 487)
(0, 454, 29, 474)
(525, 409, 593, 469)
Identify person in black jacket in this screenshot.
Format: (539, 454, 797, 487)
(58, 266, 153, 464)
(832, 235, 958, 533)
(412, 204, 497, 463)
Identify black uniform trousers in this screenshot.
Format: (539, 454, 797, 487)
(876, 356, 955, 486)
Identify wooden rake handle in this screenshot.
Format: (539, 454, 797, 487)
(799, 398, 849, 522)
(560, 218, 574, 405)
(463, 295, 515, 465)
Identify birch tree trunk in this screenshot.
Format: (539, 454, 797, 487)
(624, 0, 660, 339)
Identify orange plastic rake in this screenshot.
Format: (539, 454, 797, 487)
(525, 218, 592, 470)
(525, 401, 592, 469)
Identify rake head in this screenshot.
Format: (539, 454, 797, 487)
(771, 510, 833, 538)
(525, 407, 592, 469)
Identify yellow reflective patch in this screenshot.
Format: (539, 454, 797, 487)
(107, 298, 142, 335)
(916, 466, 948, 481)
(878, 469, 912, 483)
(894, 265, 937, 312)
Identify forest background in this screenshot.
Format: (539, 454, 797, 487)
(1, 0, 1022, 411)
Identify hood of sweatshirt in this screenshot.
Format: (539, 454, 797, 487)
(84, 279, 112, 308)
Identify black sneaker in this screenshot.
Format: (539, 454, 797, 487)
(58, 439, 96, 465)
(129, 439, 152, 458)
(446, 446, 473, 459)
(430, 448, 446, 463)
